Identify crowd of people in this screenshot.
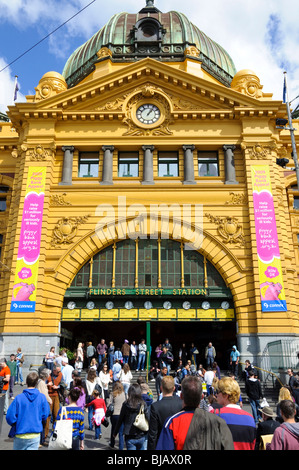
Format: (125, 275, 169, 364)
(1, 340, 299, 451)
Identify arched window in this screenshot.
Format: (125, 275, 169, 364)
(70, 238, 227, 291)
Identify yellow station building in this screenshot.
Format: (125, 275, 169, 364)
(0, 1, 299, 371)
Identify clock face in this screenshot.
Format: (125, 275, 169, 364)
(163, 301, 172, 310)
(136, 104, 160, 125)
(86, 301, 95, 310)
(201, 301, 210, 310)
(221, 301, 230, 310)
(144, 301, 153, 310)
(105, 301, 114, 310)
(182, 301, 191, 310)
(125, 301, 134, 310)
(67, 301, 76, 310)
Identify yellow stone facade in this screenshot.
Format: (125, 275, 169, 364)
(0, 23, 298, 368)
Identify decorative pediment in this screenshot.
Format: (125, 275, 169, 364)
(8, 58, 285, 127)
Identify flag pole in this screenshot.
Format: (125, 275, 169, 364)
(284, 71, 299, 190)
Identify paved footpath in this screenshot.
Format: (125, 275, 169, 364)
(0, 383, 254, 451)
(0, 383, 115, 451)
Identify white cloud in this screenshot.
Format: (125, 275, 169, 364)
(0, 58, 26, 114)
(0, 0, 298, 104)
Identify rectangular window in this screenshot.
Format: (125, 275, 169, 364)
(294, 196, 299, 210)
(198, 151, 219, 177)
(158, 152, 179, 177)
(78, 152, 99, 177)
(118, 152, 139, 177)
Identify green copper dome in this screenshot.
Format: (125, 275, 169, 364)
(62, 7, 237, 88)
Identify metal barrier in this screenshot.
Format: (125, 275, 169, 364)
(239, 362, 283, 388)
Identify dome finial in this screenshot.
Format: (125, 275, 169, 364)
(139, 0, 160, 13)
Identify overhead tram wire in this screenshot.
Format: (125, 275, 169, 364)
(0, 0, 97, 74)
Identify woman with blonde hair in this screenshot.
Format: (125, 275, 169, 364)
(77, 342, 84, 362)
(108, 381, 126, 449)
(276, 386, 296, 423)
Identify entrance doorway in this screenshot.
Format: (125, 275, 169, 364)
(61, 319, 236, 370)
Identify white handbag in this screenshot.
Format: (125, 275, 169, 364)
(48, 406, 73, 450)
(133, 404, 149, 432)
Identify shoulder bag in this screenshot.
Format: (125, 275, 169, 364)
(48, 407, 73, 450)
(133, 403, 149, 432)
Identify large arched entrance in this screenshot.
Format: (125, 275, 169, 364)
(60, 238, 236, 369)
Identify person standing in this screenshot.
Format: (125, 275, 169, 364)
(136, 339, 147, 372)
(108, 341, 115, 370)
(156, 376, 234, 450)
(189, 343, 199, 368)
(99, 363, 112, 403)
(108, 381, 126, 449)
(55, 387, 85, 450)
(245, 370, 263, 424)
(204, 368, 216, 396)
(85, 389, 106, 440)
(0, 358, 11, 414)
(130, 340, 138, 370)
(6, 354, 17, 400)
(230, 345, 240, 377)
(45, 364, 63, 439)
(15, 347, 25, 386)
(113, 383, 150, 451)
(121, 340, 130, 365)
(85, 369, 103, 430)
(268, 400, 299, 450)
(6, 371, 50, 450)
(178, 343, 188, 366)
(37, 368, 52, 446)
(205, 342, 216, 369)
(112, 359, 122, 382)
(86, 342, 96, 366)
(97, 339, 108, 366)
(45, 346, 56, 372)
(211, 376, 256, 450)
(148, 375, 183, 450)
(76, 342, 84, 363)
(61, 357, 74, 389)
(158, 347, 174, 375)
(117, 363, 133, 396)
(255, 406, 280, 450)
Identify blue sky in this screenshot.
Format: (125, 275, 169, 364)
(1, 0, 299, 113)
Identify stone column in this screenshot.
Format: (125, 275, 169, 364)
(60, 146, 74, 185)
(223, 145, 238, 184)
(142, 145, 155, 185)
(183, 145, 196, 184)
(101, 145, 114, 185)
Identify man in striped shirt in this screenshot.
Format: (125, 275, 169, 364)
(211, 376, 256, 450)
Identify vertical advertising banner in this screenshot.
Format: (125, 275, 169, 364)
(251, 165, 287, 312)
(10, 167, 46, 313)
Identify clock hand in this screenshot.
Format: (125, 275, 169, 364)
(147, 109, 153, 116)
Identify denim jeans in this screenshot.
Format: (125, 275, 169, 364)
(98, 354, 105, 365)
(110, 415, 124, 449)
(249, 398, 261, 424)
(16, 365, 23, 383)
(126, 435, 146, 450)
(95, 424, 102, 439)
(108, 354, 114, 370)
(13, 435, 40, 450)
(137, 354, 145, 370)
